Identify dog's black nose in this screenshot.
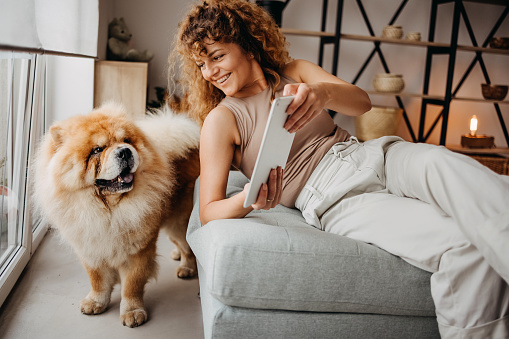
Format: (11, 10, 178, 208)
(117, 147, 132, 160)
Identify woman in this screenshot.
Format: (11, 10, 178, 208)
(172, 0, 509, 337)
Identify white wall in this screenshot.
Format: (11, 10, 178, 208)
(98, 0, 509, 147)
(98, 0, 191, 103)
(46, 55, 95, 124)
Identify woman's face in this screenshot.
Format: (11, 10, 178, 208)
(194, 39, 266, 98)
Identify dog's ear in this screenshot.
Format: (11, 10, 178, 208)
(49, 125, 64, 148)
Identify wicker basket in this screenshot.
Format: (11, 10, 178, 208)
(382, 25, 403, 39)
(470, 155, 509, 175)
(355, 106, 403, 141)
(406, 31, 421, 41)
(373, 74, 405, 93)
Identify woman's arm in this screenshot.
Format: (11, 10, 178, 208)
(198, 106, 282, 224)
(282, 59, 372, 133)
(198, 106, 250, 224)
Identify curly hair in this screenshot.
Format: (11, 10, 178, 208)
(169, 0, 292, 125)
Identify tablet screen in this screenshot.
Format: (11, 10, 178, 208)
(243, 96, 295, 208)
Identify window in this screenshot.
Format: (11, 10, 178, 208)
(0, 0, 98, 308)
(0, 52, 48, 306)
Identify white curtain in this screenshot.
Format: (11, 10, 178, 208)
(0, 0, 98, 58)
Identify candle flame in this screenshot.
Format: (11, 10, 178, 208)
(470, 115, 478, 137)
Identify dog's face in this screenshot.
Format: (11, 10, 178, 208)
(91, 137, 139, 195)
(47, 107, 149, 196)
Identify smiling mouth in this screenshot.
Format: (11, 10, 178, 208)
(95, 168, 134, 194)
(217, 74, 230, 84)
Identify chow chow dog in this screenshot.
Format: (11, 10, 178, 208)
(33, 103, 200, 327)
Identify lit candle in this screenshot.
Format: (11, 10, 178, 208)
(470, 115, 478, 137)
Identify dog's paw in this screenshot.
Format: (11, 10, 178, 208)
(176, 266, 197, 279)
(121, 309, 147, 328)
(80, 297, 108, 315)
(170, 248, 181, 261)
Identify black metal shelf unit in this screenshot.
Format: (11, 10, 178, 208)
(281, 0, 509, 147)
(419, 0, 509, 146)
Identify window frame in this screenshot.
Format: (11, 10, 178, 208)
(0, 52, 49, 307)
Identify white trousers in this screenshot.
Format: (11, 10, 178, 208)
(295, 136, 509, 339)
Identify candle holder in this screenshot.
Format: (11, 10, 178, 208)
(461, 115, 494, 148)
(461, 134, 494, 148)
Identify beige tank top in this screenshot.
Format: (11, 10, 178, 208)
(219, 75, 351, 208)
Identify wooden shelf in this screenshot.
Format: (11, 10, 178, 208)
(280, 28, 335, 38)
(283, 30, 509, 55)
(368, 91, 509, 105)
(463, 0, 509, 5)
(457, 45, 509, 55)
(341, 34, 448, 48)
(453, 97, 509, 105)
(367, 90, 444, 101)
(447, 145, 509, 155)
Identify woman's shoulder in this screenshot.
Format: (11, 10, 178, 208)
(282, 59, 320, 81)
(203, 105, 236, 127)
(202, 105, 241, 144)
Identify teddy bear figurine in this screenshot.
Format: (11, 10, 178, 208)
(107, 18, 153, 62)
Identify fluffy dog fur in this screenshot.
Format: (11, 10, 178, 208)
(33, 103, 200, 327)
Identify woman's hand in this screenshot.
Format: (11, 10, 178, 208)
(282, 83, 329, 133)
(281, 59, 372, 132)
(247, 167, 283, 210)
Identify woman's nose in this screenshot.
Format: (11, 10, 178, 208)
(202, 63, 218, 80)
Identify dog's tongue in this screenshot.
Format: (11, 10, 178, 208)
(122, 173, 134, 183)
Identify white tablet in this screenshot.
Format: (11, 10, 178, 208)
(243, 96, 295, 208)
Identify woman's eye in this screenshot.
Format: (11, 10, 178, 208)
(197, 63, 204, 69)
(213, 54, 224, 61)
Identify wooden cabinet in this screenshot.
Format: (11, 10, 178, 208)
(94, 60, 148, 118)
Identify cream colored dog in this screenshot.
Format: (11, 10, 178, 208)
(33, 103, 200, 327)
